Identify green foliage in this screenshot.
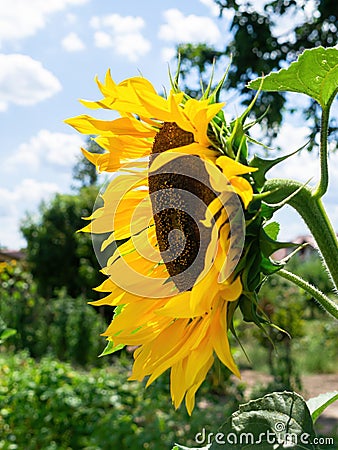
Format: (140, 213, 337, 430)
(286, 253, 333, 303)
(21, 186, 103, 299)
(0, 352, 243, 450)
(0, 262, 107, 365)
(0, 328, 16, 344)
(295, 319, 338, 374)
(251, 273, 305, 391)
(234, 251, 337, 388)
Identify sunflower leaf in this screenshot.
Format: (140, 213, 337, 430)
(306, 391, 338, 423)
(210, 392, 318, 449)
(248, 46, 338, 108)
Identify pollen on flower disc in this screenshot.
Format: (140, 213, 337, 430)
(149, 122, 216, 292)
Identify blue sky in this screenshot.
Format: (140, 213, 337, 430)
(0, 0, 337, 249)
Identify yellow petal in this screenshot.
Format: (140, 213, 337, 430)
(220, 276, 242, 301)
(229, 176, 253, 208)
(211, 306, 240, 377)
(216, 155, 257, 178)
(65, 115, 156, 138)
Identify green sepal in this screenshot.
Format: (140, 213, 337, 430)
(239, 244, 262, 292)
(260, 223, 297, 259)
(239, 293, 269, 327)
(113, 304, 124, 318)
(249, 145, 305, 189)
(99, 340, 125, 357)
(227, 299, 240, 331)
(263, 221, 279, 240)
(212, 109, 228, 129)
(206, 61, 230, 103)
(226, 117, 248, 159)
(238, 294, 256, 323)
(260, 255, 283, 275)
(98, 304, 126, 357)
(228, 304, 252, 365)
(260, 203, 276, 220)
(168, 54, 181, 94)
(247, 197, 261, 215)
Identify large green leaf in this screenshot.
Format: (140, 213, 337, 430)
(211, 392, 318, 449)
(248, 46, 338, 108)
(306, 391, 338, 423)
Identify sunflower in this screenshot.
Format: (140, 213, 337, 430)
(65, 71, 257, 414)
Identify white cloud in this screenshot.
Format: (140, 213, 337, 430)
(1, 129, 85, 249)
(0, 54, 61, 111)
(66, 13, 78, 24)
(62, 32, 85, 52)
(161, 47, 177, 62)
(90, 13, 151, 62)
(0, 0, 89, 47)
(6, 130, 84, 171)
(0, 179, 59, 248)
(114, 33, 150, 62)
(271, 0, 317, 43)
(0, 178, 59, 204)
(199, 0, 220, 16)
(93, 31, 113, 48)
(159, 9, 221, 45)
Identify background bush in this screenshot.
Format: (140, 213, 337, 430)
(0, 262, 107, 366)
(0, 352, 243, 450)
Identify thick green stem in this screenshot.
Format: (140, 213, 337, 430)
(264, 179, 338, 290)
(277, 269, 338, 320)
(312, 106, 330, 199)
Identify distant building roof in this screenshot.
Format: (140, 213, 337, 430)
(0, 249, 25, 262)
(272, 234, 317, 261)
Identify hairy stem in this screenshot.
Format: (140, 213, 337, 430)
(312, 106, 330, 199)
(277, 269, 338, 320)
(264, 179, 338, 290)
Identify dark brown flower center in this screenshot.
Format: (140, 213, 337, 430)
(148, 122, 216, 292)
